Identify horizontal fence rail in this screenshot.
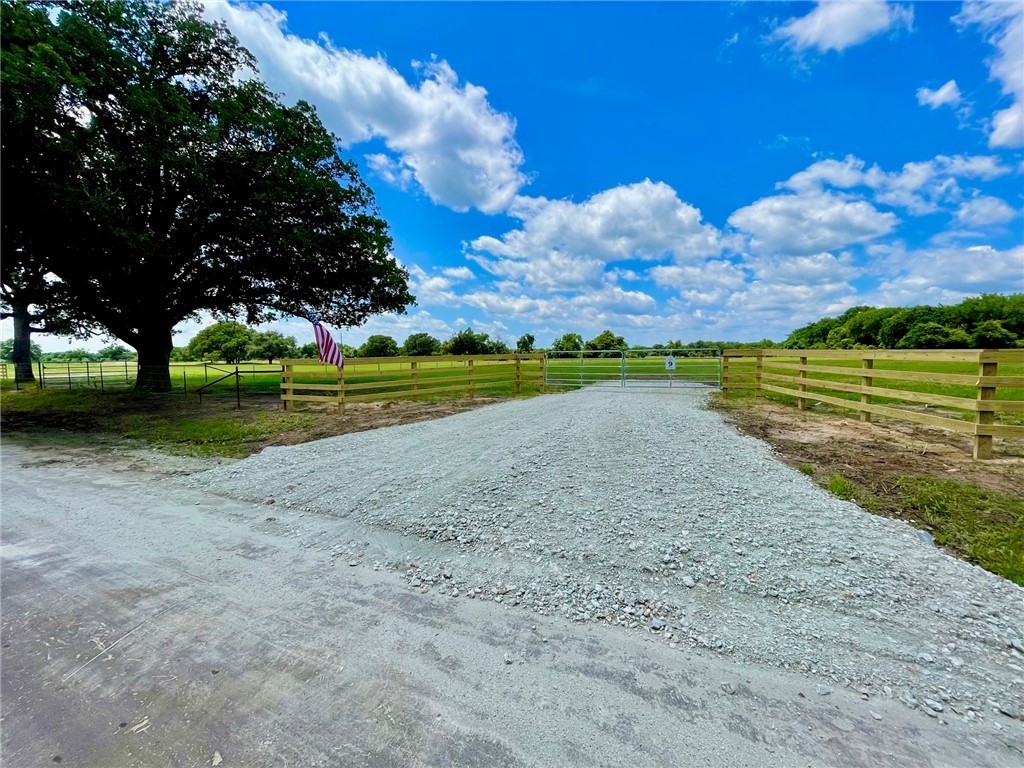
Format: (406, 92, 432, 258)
(721, 348, 1024, 460)
(280, 354, 545, 410)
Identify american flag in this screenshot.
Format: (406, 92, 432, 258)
(313, 322, 344, 368)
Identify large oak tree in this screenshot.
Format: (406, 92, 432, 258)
(1, 0, 413, 391)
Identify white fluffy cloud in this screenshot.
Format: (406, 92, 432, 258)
(916, 79, 962, 109)
(779, 153, 1013, 215)
(955, 196, 1018, 226)
(954, 1, 1024, 148)
(728, 190, 898, 255)
(867, 243, 1024, 305)
(204, 2, 526, 212)
(468, 180, 721, 290)
(773, 0, 913, 53)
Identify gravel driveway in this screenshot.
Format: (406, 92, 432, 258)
(191, 387, 1024, 727)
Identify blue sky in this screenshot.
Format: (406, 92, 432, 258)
(21, 1, 1024, 351)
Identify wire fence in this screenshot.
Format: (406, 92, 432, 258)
(3, 360, 284, 402)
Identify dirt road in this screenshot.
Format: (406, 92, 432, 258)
(1, 434, 1021, 766)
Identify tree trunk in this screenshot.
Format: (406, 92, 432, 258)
(11, 306, 36, 384)
(134, 330, 173, 392)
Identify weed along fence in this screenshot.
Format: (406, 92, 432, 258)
(280, 354, 546, 410)
(721, 348, 1024, 459)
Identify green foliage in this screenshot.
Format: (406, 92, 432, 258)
(297, 342, 318, 359)
(797, 463, 815, 476)
(971, 319, 1016, 348)
(783, 294, 1022, 350)
(896, 322, 971, 349)
(359, 335, 400, 357)
(185, 322, 255, 364)
(585, 330, 628, 352)
(40, 348, 98, 362)
(442, 327, 508, 355)
(402, 332, 441, 356)
(97, 344, 136, 361)
(550, 333, 583, 352)
(516, 333, 535, 353)
(249, 331, 297, 363)
(0, 338, 41, 362)
(895, 476, 1024, 586)
(2, 0, 412, 391)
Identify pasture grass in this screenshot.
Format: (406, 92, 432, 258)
(893, 476, 1024, 586)
(813, 469, 1023, 585)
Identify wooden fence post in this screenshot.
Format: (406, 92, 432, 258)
(860, 357, 874, 422)
(281, 362, 290, 410)
(973, 358, 997, 460)
(411, 360, 418, 391)
(468, 358, 475, 398)
(754, 352, 763, 398)
(797, 355, 808, 410)
(540, 355, 546, 393)
(338, 364, 346, 414)
(721, 352, 730, 396)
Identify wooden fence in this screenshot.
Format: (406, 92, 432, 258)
(280, 354, 545, 410)
(721, 348, 1024, 460)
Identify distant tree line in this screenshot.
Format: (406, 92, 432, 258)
(548, 330, 776, 354)
(781, 294, 1023, 350)
(0, 339, 136, 363)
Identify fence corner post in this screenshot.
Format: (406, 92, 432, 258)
(973, 355, 997, 460)
(754, 351, 764, 398)
(860, 356, 874, 422)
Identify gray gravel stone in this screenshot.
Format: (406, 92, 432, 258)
(188, 388, 1024, 720)
(816, 684, 832, 696)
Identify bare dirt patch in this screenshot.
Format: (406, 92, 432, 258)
(712, 396, 1024, 513)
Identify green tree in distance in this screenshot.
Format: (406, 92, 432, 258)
(442, 327, 507, 355)
(2, 0, 412, 392)
(402, 333, 441, 356)
(250, 331, 297, 364)
(0, 338, 42, 363)
(359, 335, 399, 357)
(585, 330, 627, 352)
(185, 322, 255, 364)
(297, 342, 319, 359)
(550, 333, 583, 352)
(516, 333, 535, 353)
(97, 344, 136, 361)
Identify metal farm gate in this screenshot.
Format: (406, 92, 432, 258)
(544, 348, 721, 389)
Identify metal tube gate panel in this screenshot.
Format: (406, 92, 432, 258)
(544, 348, 721, 389)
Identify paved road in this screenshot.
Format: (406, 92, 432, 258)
(1, 440, 1020, 767)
